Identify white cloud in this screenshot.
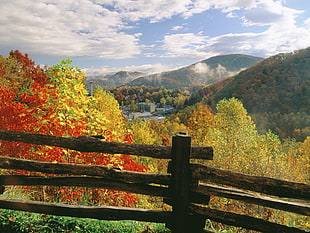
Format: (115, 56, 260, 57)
(160, 0, 310, 60)
(94, 0, 254, 22)
(97, 0, 193, 23)
(0, 0, 141, 58)
(191, 62, 212, 74)
(227, 12, 238, 18)
(162, 23, 310, 61)
(182, 0, 256, 18)
(0, 0, 309, 74)
(162, 33, 215, 59)
(83, 62, 175, 76)
(304, 18, 310, 29)
(242, 0, 302, 26)
(172, 25, 185, 31)
(201, 22, 310, 57)
(192, 63, 238, 78)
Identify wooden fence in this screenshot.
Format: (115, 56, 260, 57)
(0, 130, 309, 233)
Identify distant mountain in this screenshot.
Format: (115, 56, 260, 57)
(189, 47, 310, 140)
(128, 54, 263, 89)
(87, 71, 145, 87)
(192, 47, 310, 114)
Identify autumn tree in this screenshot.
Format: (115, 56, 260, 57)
(0, 51, 147, 206)
(186, 103, 215, 146)
(298, 136, 310, 183)
(208, 98, 258, 173)
(0, 50, 63, 162)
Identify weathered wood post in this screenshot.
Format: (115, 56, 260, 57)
(168, 131, 194, 233)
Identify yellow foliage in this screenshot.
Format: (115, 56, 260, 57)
(186, 103, 215, 146)
(88, 88, 127, 141)
(208, 98, 258, 174)
(47, 60, 129, 142)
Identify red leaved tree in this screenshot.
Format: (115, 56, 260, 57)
(0, 51, 148, 206)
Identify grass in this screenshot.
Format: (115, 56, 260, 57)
(0, 208, 242, 233)
(0, 208, 240, 233)
(0, 209, 171, 233)
(0, 188, 233, 232)
(0, 188, 170, 232)
(204, 220, 237, 233)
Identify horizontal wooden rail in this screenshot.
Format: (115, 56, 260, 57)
(0, 197, 172, 223)
(0, 130, 308, 233)
(196, 183, 310, 216)
(0, 175, 169, 197)
(191, 164, 310, 200)
(189, 204, 307, 233)
(0, 175, 210, 206)
(0, 130, 213, 160)
(0, 156, 170, 185)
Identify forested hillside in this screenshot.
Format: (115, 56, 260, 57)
(87, 71, 145, 87)
(127, 54, 263, 89)
(189, 47, 310, 140)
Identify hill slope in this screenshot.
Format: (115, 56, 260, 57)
(128, 54, 263, 89)
(189, 47, 310, 140)
(87, 71, 145, 87)
(194, 47, 310, 114)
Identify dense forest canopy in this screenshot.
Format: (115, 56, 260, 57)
(189, 47, 309, 112)
(189, 47, 310, 141)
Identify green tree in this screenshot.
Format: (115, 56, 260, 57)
(173, 94, 186, 109)
(160, 97, 167, 106)
(209, 98, 258, 173)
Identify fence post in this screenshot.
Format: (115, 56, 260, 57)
(169, 131, 200, 233)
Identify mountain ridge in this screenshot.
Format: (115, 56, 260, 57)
(188, 47, 310, 140)
(87, 54, 263, 88)
(87, 71, 146, 87)
(128, 54, 263, 89)
(192, 47, 310, 114)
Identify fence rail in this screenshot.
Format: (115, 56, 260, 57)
(196, 183, 310, 216)
(0, 130, 213, 159)
(0, 197, 172, 223)
(191, 163, 310, 200)
(0, 130, 309, 233)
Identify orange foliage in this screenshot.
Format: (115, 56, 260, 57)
(0, 50, 148, 206)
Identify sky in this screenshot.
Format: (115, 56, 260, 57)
(0, 0, 309, 76)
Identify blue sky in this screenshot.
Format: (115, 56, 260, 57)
(0, 0, 309, 76)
